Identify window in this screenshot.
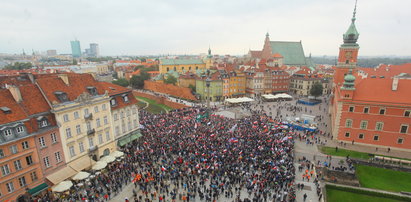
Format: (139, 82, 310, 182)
(110, 99, 117, 106)
(6, 182, 14, 193)
(123, 95, 129, 102)
(18, 177, 26, 187)
(133, 119, 138, 128)
(69, 146, 75, 157)
(105, 131, 110, 141)
(373, 135, 379, 141)
(55, 152, 62, 163)
(379, 108, 385, 115)
(114, 113, 118, 121)
(26, 156, 33, 165)
(363, 107, 369, 114)
(30, 172, 38, 181)
(4, 129, 12, 137)
(40, 120, 48, 127)
(104, 116, 108, 125)
(349, 106, 354, 112)
(132, 108, 137, 114)
(87, 86, 98, 96)
(102, 104, 107, 111)
(398, 138, 404, 144)
(51, 133, 57, 143)
(66, 128, 72, 138)
(86, 122, 91, 131)
(400, 125, 408, 134)
(345, 119, 353, 128)
(16, 126, 24, 133)
(88, 137, 94, 147)
(84, 108, 89, 116)
(404, 110, 410, 117)
(121, 111, 125, 118)
(14, 160, 22, 171)
(128, 121, 132, 131)
(94, 106, 99, 113)
(122, 123, 126, 133)
(0, 149, 4, 158)
(98, 134, 103, 144)
(1, 164, 11, 176)
(74, 111, 79, 119)
(76, 125, 81, 135)
(345, 132, 350, 137)
(39, 137, 46, 148)
(360, 121, 368, 130)
(10, 145, 18, 154)
(44, 157, 50, 168)
(375, 122, 384, 131)
(96, 118, 101, 127)
(63, 114, 69, 122)
(79, 142, 85, 153)
(358, 134, 364, 139)
(127, 109, 131, 116)
(21, 141, 29, 149)
(115, 126, 120, 136)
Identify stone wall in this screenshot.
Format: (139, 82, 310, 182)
(133, 91, 189, 109)
(144, 80, 197, 101)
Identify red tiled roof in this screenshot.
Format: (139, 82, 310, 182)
(249, 50, 262, 58)
(272, 53, 283, 58)
(0, 89, 27, 125)
(357, 63, 411, 78)
(19, 84, 51, 115)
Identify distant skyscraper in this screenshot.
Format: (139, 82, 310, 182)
(89, 43, 99, 57)
(70, 40, 81, 58)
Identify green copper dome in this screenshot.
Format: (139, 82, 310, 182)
(343, 1, 360, 44)
(341, 69, 356, 90)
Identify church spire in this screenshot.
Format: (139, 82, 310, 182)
(343, 0, 360, 44)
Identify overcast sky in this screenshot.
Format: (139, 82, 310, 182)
(1, 0, 410, 56)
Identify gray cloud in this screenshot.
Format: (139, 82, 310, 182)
(0, 0, 410, 56)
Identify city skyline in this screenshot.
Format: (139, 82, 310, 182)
(1, 0, 411, 56)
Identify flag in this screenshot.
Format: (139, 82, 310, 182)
(229, 137, 238, 143)
(228, 124, 237, 133)
(210, 134, 216, 138)
(194, 123, 198, 129)
(223, 149, 228, 153)
(161, 166, 166, 171)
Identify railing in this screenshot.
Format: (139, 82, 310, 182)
(87, 128, 95, 136)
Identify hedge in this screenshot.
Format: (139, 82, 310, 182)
(325, 184, 411, 202)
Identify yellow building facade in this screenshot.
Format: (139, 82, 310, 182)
(159, 59, 207, 74)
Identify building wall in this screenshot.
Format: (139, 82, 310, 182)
(34, 127, 66, 177)
(336, 102, 411, 150)
(229, 74, 246, 97)
(272, 73, 290, 93)
(0, 138, 43, 202)
(160, 63, 206, 74)
(112, 104, 140, 142)
(196, 80, 223, 102)
(178, 78, 196, 88)
(53, 95, 115, 167)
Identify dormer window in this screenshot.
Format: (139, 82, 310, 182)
(41, 120, 48, 127)
(16, 126, 24, 133)
(37, 116, 49, 128)
(123, 94, 129, 103)
(54, 91, 68, 102)
(4, 129, 12, 137)
(87, 86, 98, 96)
(0, 107, 11, 114)
(110, 99, 117, 106)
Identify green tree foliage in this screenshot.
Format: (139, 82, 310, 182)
(112, 78, 129, 87)
(4, 62, 33, 70)
(130, 75, 145, 89)
(72, 59, 78, 65)
(188, 84, 196, 92)
(310, 82, 323, 99)
(164, 75, 177, 85)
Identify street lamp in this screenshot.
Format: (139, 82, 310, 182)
(206, 77, 211, 109)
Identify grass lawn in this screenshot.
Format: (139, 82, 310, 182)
(135, 96, 172, 114)
(356, 165, 411, 192)
(319, 146, 411, 163)
(136, 101, 147, 109)
(326, 186, 404, 202)
(320, 146, 372, 160)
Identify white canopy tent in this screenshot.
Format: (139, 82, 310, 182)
(52, 181, 73, 192)
(71, 171, 90, 181)
(225, 97, 254, 104)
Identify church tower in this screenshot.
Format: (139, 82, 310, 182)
(334, 0, 360, 86)
(261, 32, 273, 59)
(205, 46, 213, 69)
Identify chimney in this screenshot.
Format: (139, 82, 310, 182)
(7, 85, 23, 103)
(392, 77, 399, 91)
(58, 74, 69, 85)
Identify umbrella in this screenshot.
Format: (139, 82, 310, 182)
(92, 161, 107, 171)
(52, 181, 73, 192)
(110, 151, 125, 158)
(100, 156, 116, 163)
(76, 182, 84, 187)
(72, 171, 90, 181)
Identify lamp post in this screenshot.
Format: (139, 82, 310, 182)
(206, 77, 211, 109)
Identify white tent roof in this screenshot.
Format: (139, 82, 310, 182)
(225, 97, 254, 104)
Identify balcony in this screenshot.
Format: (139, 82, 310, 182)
(87, 128, 95, 136)
(84, 113, 93, 120)
(88, 145, 98, 152)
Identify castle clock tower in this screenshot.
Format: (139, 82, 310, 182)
(334, 0, 360, 86)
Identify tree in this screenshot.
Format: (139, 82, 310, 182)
(188, 84, 196, 92)
(130, 75, 145, 89)
(310, 82, 323, 99)
(164, 75, 177, 85)
(72, 59, 78, 65)
(4, 62, 32, 70)
(112, 78, 129, 87)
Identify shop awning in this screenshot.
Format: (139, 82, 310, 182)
(28, 183, 49, 196)
(46, 166, 77, 185)
(69, 155, 96, 172)
(118, 131, 142, 147)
